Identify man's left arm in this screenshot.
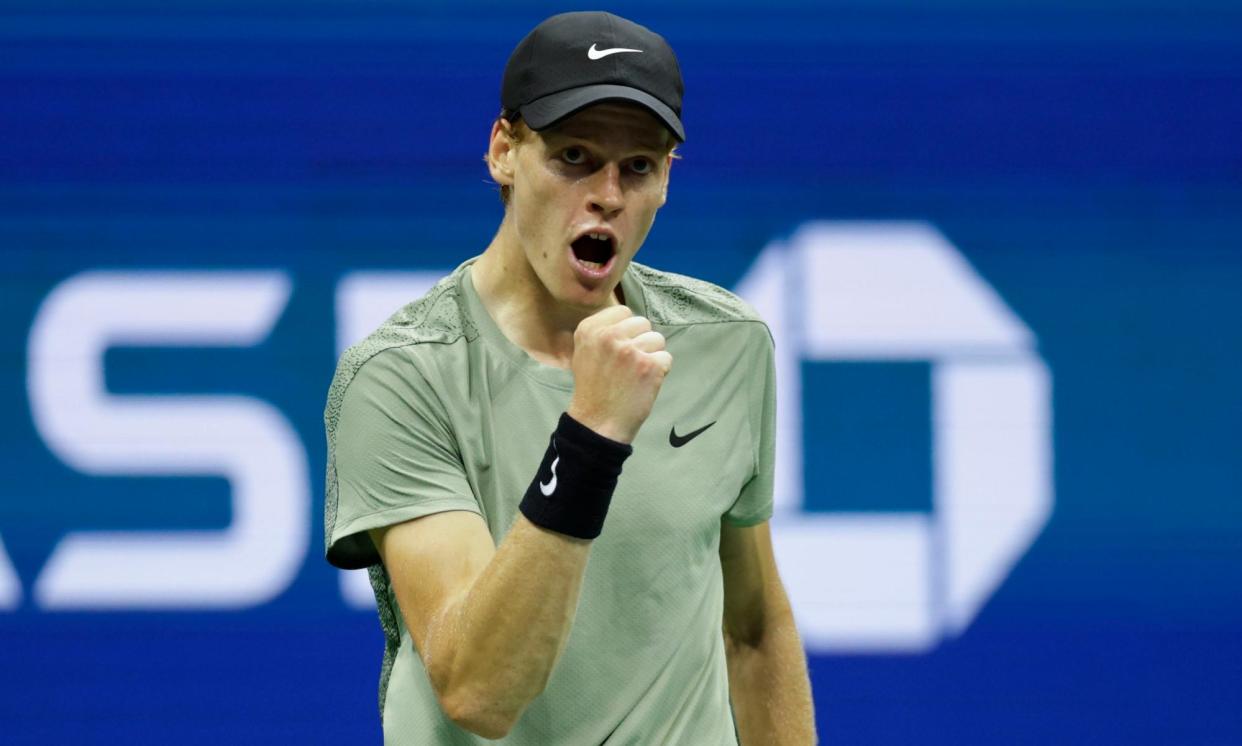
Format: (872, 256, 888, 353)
(720, 519, 817, 745)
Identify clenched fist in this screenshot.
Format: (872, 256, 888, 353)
(566, 305, 672, 444)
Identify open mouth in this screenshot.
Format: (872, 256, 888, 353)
(570, 232, 616, 277)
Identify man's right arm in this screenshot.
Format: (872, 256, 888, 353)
(369, 304, 671, 739)
(370, 511, 590, 739)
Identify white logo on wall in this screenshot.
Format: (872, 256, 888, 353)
(736, 222, 1053, 652)
(11, 222, 1051, 653)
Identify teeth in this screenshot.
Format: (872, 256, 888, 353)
(580, 259, 603, 269)
(588, 232, 608, 242)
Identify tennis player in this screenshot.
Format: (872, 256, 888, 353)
(324, 11, 816, 744)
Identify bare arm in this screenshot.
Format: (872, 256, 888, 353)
(370, 511, 590, 739)
(370, 305, 672, 738)
(720, 520, 817, 745)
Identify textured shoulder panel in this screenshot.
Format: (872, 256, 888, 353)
(351, 268, 478, 361)
(323, 267, 476, 556)
(629, 261, 763, 327)
(327, 267, 476, 428)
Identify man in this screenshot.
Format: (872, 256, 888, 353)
(324, 11, 816, 744)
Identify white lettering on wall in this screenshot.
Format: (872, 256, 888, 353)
(27, 272, 309, 609)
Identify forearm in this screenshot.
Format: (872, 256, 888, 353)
(428, 514, 591, 733)
(726, 607, 817, 745)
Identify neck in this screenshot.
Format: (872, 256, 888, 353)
(472, 214, 619, 368)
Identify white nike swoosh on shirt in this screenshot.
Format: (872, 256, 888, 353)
(539, 456, 559, 496)
(587, 44, 643, 60)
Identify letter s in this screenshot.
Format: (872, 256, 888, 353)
(27, 271, 309, 609)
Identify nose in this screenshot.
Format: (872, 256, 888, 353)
(588, 162, 624, 217)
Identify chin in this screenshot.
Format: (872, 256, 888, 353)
(560, 281, 617, 310)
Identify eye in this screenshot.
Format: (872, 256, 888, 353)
(561, 147, 587, 165)
(629, 158, 654, 175)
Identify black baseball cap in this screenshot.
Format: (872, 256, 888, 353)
(501, 11, 685, 142)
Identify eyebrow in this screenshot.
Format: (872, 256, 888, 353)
(547, 127, 669, 154)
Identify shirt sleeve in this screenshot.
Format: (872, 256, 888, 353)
(325, 346, 480, 569)
(724, 323, 777, 527)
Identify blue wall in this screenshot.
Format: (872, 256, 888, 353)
(2, 2, 1240, 743)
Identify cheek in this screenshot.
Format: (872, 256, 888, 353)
(511, 170, 541, 228)
(621, 200, 663, 256)
(522, 175, 575, 234)
(632, 195, 663, 231)
(511, 171, 568, 262)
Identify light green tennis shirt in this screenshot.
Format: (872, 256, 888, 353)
(324, 257, 776, 745)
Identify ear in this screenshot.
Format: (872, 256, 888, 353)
(487, 119, 517, 188)
(658, 151, 673, 206)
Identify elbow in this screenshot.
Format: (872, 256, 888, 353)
(426, 649, 519, 737)
(440, 687, 520, 740)
(724, 628, 762, 659)
(426, 640, 554, 738)
(723, 613, 767, 653)
(433, 662, 540, 740)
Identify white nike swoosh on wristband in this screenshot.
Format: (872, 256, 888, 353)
(539, 456, 559, 496)
(587, 43, 643, 60)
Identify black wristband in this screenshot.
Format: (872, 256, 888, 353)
(519, 413, 633, 540)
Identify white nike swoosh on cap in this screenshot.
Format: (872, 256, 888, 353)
(587, 43, 643, 60)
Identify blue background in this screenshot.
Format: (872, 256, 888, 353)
(2, 1, 1241, 743)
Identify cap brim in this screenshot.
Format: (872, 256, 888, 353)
(520, 84, 685, 142)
